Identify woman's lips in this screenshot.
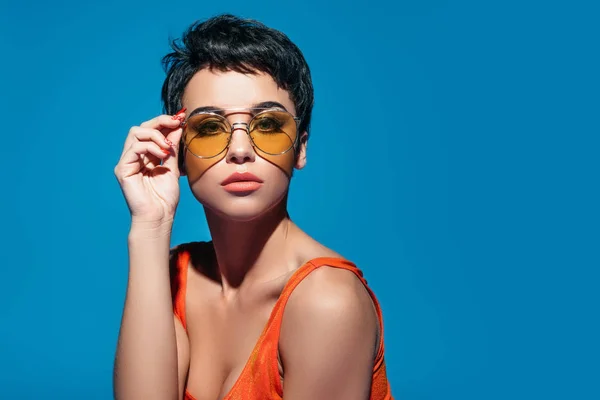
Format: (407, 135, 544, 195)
(222, 181, 263, 193)
(221, 172, 264, 194)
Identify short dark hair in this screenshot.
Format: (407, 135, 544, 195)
(161, 13, 314, 140)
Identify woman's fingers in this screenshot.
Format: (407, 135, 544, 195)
(121, 126, 174, 158)
(115, 141, 171, 180)
(116, 109, 186, 178)
(121, 109, 185, 155)
(162, 127, 183, 171)
(140, 113, 185, 131)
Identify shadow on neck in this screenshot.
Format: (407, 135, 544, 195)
(205, 195, 291, 289)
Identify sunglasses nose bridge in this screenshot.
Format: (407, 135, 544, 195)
(226, 121, 257, 163)
(231, 121, 250, 134)
(230, 122, 254, 146)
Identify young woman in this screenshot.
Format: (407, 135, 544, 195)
(113, 14, 393, 400)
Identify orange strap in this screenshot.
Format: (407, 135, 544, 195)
(170, 249, 190, 330)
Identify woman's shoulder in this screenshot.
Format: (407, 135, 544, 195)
(277, 253, 381, 381)
(289, 236, 377, 325)
(290, 232, 373, 293)
(293, 255, 371, 307)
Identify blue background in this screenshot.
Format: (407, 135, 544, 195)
(1, 0, 598, 398)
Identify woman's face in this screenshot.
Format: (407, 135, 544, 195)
(180, 69, 307, 221)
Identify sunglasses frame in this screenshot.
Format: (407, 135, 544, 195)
(180, 107, 302, 159)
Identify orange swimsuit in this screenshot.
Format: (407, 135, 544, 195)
(171, 246, 393, 400)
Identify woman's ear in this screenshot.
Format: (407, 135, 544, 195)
(294, 132, 308, 170)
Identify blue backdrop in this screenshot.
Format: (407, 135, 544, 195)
(1, 0, 598, 399)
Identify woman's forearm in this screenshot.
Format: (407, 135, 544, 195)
(114, 221, 179, 400)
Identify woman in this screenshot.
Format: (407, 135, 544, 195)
(113, 14, 393, 400)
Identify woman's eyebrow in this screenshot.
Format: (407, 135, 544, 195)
(252, 101, 288, 111)
(188, 106, 225, 118)
(187, 102, 288, 118)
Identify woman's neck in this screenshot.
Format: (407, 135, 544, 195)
(205, 198, 298, 294)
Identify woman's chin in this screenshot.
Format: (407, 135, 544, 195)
(201, 197, 284, 223)
(213, 208, 266, 222)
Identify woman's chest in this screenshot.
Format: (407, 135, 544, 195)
(184, 284, 284, 400)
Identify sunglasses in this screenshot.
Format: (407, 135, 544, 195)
(181, 107, 301, 159)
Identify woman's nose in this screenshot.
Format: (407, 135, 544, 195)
(226, 123, 256, 164)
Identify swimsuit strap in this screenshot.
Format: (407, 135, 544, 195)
(170, 248, 190, 330)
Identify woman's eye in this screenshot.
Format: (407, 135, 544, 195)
(197, 122, 223, 135)
(255, 118, 282, 132)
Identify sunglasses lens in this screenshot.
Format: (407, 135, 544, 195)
(183, 114, 230, 158)
(249, 111, 297, 155)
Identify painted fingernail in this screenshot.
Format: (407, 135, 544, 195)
(171, 107, 187, 120)
(165, 138, 173, 146)
(162, 148, 171, 155)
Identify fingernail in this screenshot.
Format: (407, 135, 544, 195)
(165, 138, 173, 146)
(162, 148, 171, 155)
(171, 107, 187, 120)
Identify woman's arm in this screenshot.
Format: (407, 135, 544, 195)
(279, 266, 379, 400)
(112, 112, 187, 399)
(113, 222, 189, 400)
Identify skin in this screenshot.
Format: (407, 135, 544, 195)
(113, 69, 379, 400)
